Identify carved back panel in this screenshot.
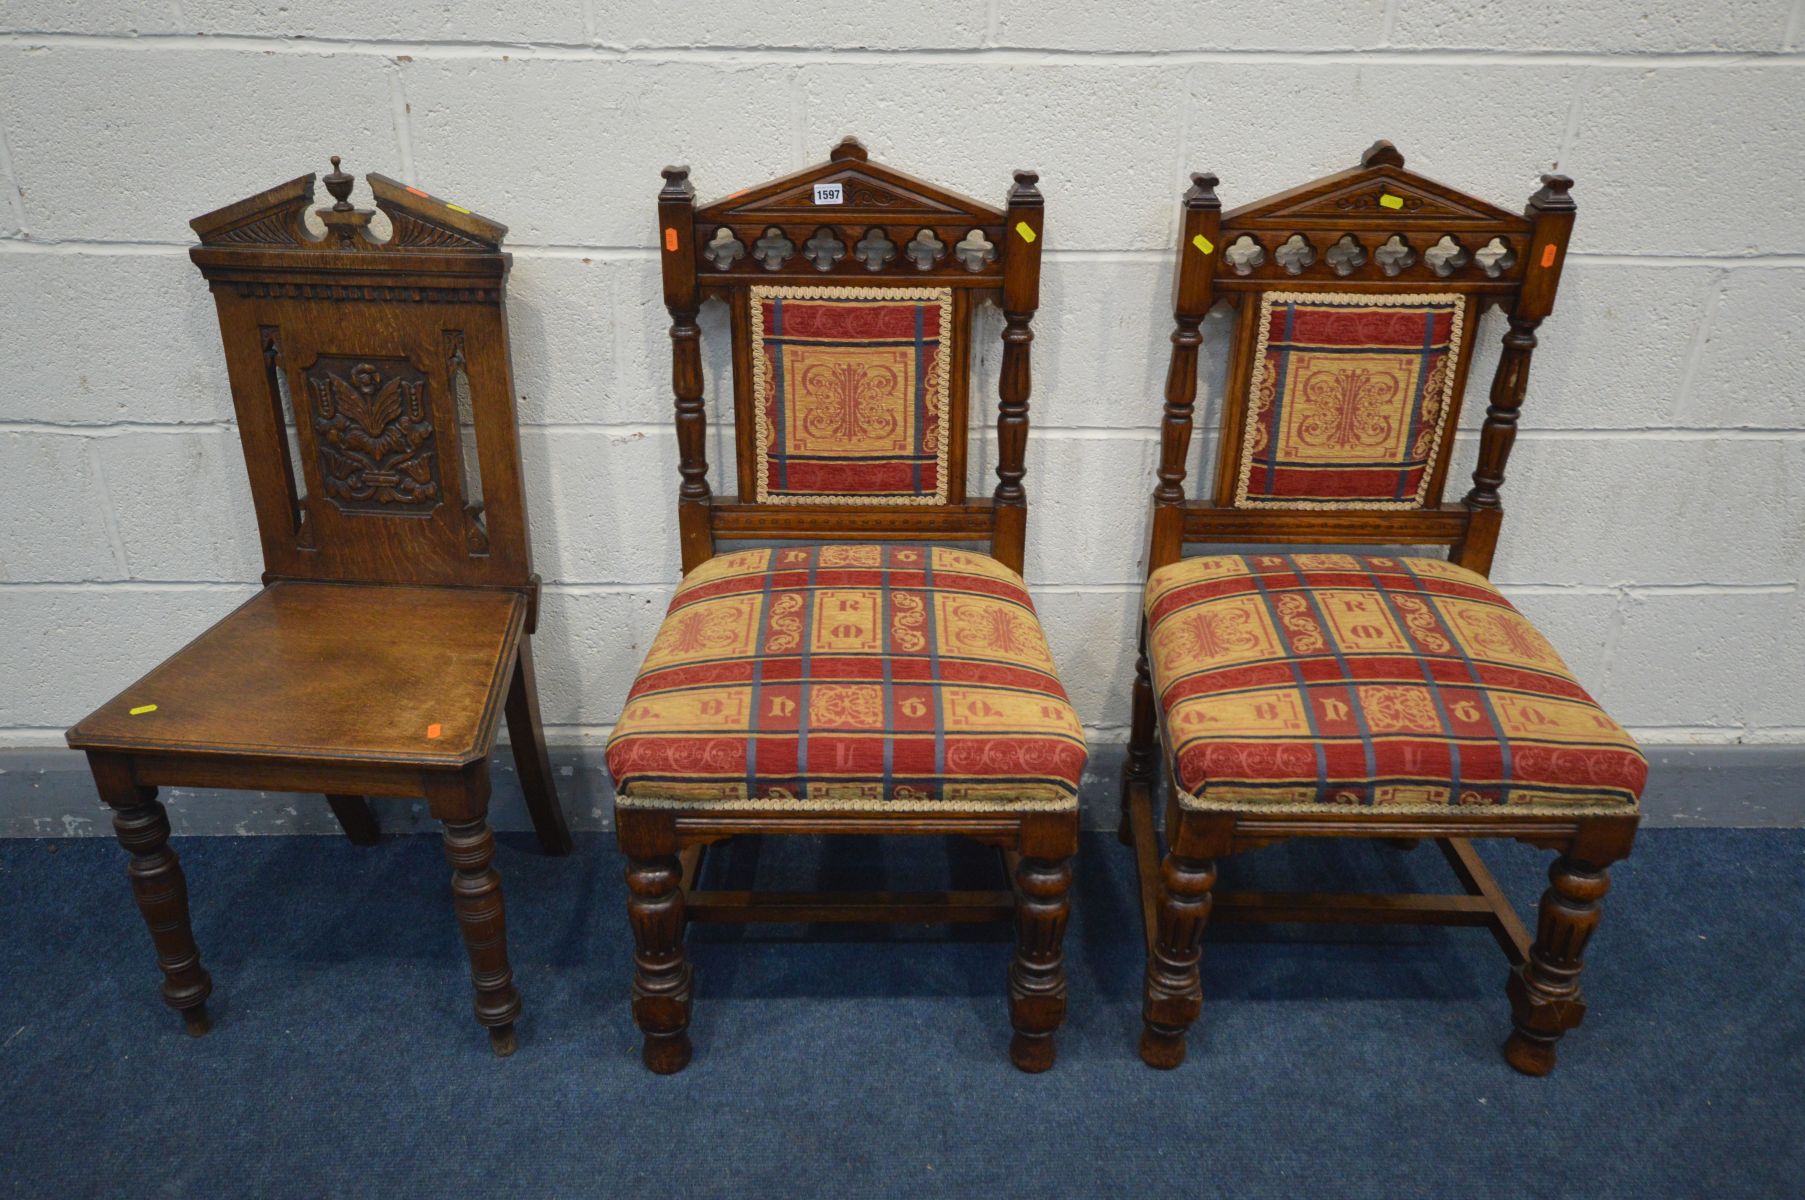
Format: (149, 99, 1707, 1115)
(1150, 142, 1576, 577)
(189, 160, 536, 598)
(658, 138, 1045, 574)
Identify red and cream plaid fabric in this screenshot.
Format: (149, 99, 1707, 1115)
(1235, 292, 1466, 509)
(752, 285, 953, 505)
(607, 545, 1085, 812)
(1146, 553, 1645, 813)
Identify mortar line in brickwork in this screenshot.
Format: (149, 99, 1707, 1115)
(1674, 268, 1729, 422)
(80, 440, 131, 577)
(0, 112, 25, 236)
(4, 33, 1805, 67)
(0, 580, 262, 592)
(385, 59, 417, 185)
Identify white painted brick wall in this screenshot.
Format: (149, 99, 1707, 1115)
(2, 5, 1802, 754)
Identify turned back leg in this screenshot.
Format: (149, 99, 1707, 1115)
(91, 755, 213, 1035)
(1120, 626, 1159, 847)
(325, 794, 381, 845)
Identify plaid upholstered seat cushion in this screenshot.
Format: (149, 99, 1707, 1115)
(1146, 553, 1645, 813)
(607, 545, 1086, 812)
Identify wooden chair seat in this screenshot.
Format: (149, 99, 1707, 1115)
(606, 544, 1085, 815)
(1144, 552, 1645, 814)
(67, 581, 525, 768)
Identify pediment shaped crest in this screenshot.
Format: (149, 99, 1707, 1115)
(1225, 142, 1529, 229)
(189, 159, 506, 251)
(698, 137, 1003, 223)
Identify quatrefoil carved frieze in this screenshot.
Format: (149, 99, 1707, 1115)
(752, 226, 795, 271)
(803, 227, 847, 272)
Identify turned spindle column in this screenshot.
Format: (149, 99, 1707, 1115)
(658, 164, 714, 573)
(992, 169, 1043, 576)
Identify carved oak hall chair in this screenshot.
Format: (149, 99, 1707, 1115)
(605, 138, 1085, 1073)
(64, 160, 572, 1056)
(1121, 143, 1645, 1075)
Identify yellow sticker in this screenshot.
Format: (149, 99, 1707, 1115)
(1014, 221, 1037, 243)
(129, 704, 158, 716)
(1379, 193, 1404, 210)
(1192, 233, 1214, 255)
(445, 203, 472, 215)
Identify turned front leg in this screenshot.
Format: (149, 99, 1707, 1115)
(626, 853, 693, 1074)
(441, 817, 522, 1056)
(108, 791, 213, 1035)
(1140, 853, 1216, 1069)
(1505, 855, 1611, 1076)
(1008, 855, 1073, 1073)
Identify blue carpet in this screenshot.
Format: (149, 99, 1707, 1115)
(1, 828, 1800, 1199)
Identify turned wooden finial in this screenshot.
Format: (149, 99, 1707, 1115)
(1361, 139, 1405, 169)
(323, 155, 355, 211)
(1009, 169, 1042, 205)
(830, 136, 868, 162)
(1185, 172, 1221, 210)
(1530, 172, 1576, 212)
(659, 165, 693, 201)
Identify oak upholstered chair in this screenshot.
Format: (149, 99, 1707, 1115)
(65, 159, 572, 1056)
(605, 137, 1086, 1073)
(1120, 142, 1644, 1075)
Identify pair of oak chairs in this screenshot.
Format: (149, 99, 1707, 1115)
(65, 138, 1645, 1078)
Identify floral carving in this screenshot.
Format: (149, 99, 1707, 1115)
(307, 357, 441, 513)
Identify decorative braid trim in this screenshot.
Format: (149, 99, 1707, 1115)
(1233, 290, 1468, 511)
(615, 792, 1077, 814)
(1173, 788, 1637, 817)
(750, 283, 955, 507)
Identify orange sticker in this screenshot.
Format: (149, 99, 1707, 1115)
(664, 227, 679, 252)
(426, 723, 443, 739)
(1540, 244, 1558, 268)
(405, 186, 429, 198)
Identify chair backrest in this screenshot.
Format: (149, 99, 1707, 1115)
(189, 159, 538, 611)
(1149, 140, 1576, 578)
(657, 137, 1045, 574)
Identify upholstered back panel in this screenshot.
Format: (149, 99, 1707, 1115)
(1234, 291, 1467, 509)
(751, 285, 954, 505)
